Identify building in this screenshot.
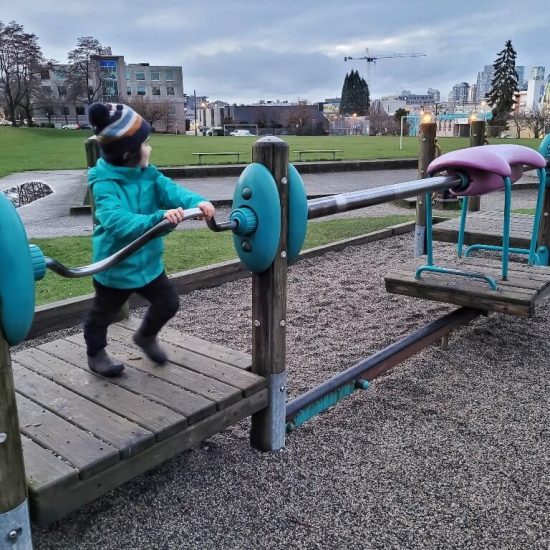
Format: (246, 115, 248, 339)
(198, 101, 329, 135)
(36, 53, 186, 132)
(476, 65, 494, 101)
(379, 89, 439, 113)
(516, 65, 525, 89)
(448, 82, 470, 104)
(531, 66, 545, 80)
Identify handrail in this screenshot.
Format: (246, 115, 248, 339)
(45, 208, 236, 278)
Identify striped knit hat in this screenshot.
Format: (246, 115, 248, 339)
(88, 103, 151, 163)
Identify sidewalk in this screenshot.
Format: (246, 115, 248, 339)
(0, 167, 540, 238)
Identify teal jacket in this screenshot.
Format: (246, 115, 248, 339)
(88, 158, 206, 289)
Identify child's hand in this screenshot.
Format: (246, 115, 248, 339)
(197, 201, 215, 221)
(164, 208, 185, 224)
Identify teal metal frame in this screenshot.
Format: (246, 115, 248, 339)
(460, 168, 547, 267)
(415, 189, 499, 291)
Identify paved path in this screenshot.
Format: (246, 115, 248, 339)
(0, 168, 539, 238)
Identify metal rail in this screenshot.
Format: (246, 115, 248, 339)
(285, 307, 481, 427)
(45, 208, 235, 278)
(307, 174, 466, 220)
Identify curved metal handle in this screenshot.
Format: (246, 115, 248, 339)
(45, 208, 207, 278)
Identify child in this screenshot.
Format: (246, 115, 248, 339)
(84, 102, 215, 377)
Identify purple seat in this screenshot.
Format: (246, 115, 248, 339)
(427, 144, 546, 196)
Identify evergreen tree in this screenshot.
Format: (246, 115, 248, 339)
(487, 40, 518, 132)
(339, 70, 370, 116)
(339, 72, 351, 115)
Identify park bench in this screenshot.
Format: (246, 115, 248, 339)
(294, 149, 342, 161)
(192, 152, 242, 164)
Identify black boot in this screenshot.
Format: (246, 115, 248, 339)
(87, 349, 124, 377)
(133, 332, 168, 365)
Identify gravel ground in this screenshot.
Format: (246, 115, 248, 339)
(25, 231, 550, 550)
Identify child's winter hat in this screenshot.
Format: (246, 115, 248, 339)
(88, 102, 151, 162)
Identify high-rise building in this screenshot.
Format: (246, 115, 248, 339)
(448, 82, 470, 104)
(476, 65, 494, 101)
(516, 65, 525, 89)
(531, 66, 545, 80)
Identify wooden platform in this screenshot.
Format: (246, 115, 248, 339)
(11, 318, 267, 526)
(433, 211, 535, 248)
(385, 257, 550, 317)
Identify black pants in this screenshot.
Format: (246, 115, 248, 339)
(83, 272, 180, 356)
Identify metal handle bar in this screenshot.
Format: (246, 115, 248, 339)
(45, 208, 236, 278)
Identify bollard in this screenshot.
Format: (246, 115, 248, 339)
(0, 331, 33, 549)
(249, 137, 289, 452)
(415, 122, 437, 257)
(468, 120, 486, 212)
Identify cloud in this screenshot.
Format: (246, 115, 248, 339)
(1, 0, 549, 102)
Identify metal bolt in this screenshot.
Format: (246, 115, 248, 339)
(8, 530, 19, 541)
(280, 385, 286, 392)
(241, 240, 252, 252)
(280, 320, 286, 327)
(0, 433, 6, 444)
(281, 177, 288, 185)
(280, 251, 287, 258)
(241, 187, 252, 200)
(545, 212, 549, 217)
(254, 320, 261, 327)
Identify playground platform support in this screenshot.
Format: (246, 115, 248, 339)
(10, 318, 266, 526)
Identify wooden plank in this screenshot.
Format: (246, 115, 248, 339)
(31, 388, 268, 527)
(13, 363, 154, 459)
(13, 347, 187, 440)
(66, 333, 242, 410)
(389, 268, 535, 300)
(385, 275, 532, 317)
(108, 324, 266, 396)
(116, 318, 251, 369)
(40, 338, 217, 424)
(21, 435, 79, 495)
(16, 393, 120, 479)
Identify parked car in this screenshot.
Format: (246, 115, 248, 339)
(230, 129, 252, 137)
(206, 126, 224, 136)
(78, 124, 92, 130)
(61, 124, 79, 130)
(0, 119, 12, 126)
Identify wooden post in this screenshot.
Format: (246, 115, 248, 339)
(468, 120, 486, 212)
(83, 137, 100, 227)
(0, 330, 33, 548)
(250, 137, 289, 451)
(415, 122, 437, 257)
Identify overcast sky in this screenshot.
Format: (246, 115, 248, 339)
(2, 0, 549, 104)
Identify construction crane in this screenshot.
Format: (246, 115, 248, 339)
(344, 48, 427, 88)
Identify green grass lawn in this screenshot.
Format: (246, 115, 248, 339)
(31, 214, 413, 305)
(0, 126, 544, 178)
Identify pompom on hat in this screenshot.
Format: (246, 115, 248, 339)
(88, 102, 151, 163)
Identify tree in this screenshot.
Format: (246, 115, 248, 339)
(67, 36, 104, 105)
(0, 21, 44, 125)
(487, 40, 518, 135)
(524, 104, 550, 138)
(339, 70, 370, 116)
(126, 96, 170, 128)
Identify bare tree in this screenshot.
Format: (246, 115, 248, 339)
(524, 104, 550, 138)
(509, 111, 528, 138)
(287, 103, 312, 134)
(126, 96, 170, 128)
(0, 21, 44, 125)
(67, 36, 104, 105)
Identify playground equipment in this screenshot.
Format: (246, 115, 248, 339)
(2, 134, 550, 542)
(416, 145, 547, 289)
